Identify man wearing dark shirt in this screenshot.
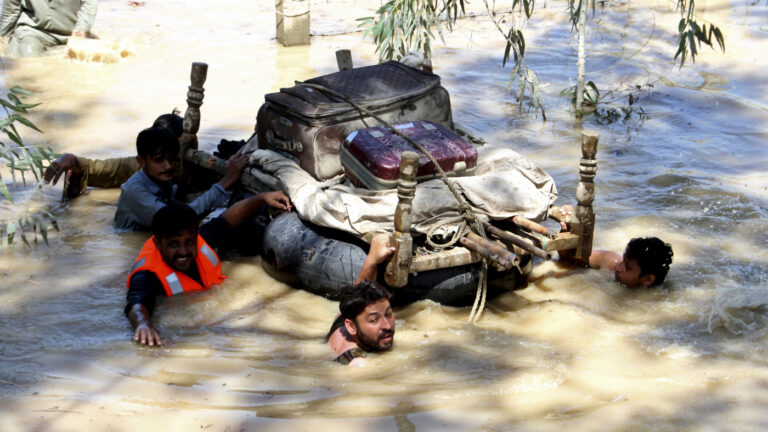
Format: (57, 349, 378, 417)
(126, 197, 286, 347)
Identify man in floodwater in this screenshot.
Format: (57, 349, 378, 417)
(558, 206, 674, 287)
(114, 125, 290, 231)
(580, 237, 674, 287)
(325, 234, 396, 365)
(126, 203, 278, 346)
(1, 0, 96, 58)
(44, 113, 181, 198)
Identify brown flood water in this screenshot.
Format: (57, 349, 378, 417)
(1, 0, 768, 430)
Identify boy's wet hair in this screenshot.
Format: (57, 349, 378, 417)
(151, 203, 199, 240)
(339, 280, 391, 322)
(136, 126, 180, 159)
(152, 113, 183, 138)
(625, 237, 674, 285)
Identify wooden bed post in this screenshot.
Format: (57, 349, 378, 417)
(385, 151, 419, 288)
(573, 130, 598, 262)
(178, 62, 208, 182)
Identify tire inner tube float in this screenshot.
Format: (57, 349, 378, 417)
(262, 212, 531, 306)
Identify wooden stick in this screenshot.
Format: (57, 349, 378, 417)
(459, 232, 520, 271)
(573, 130, 598, 262)
(485, 224, 551, 260)
(178, 62, 208, 183)
(409, 247, 481, 273)
(336, 49, 353, 71)
(384, 151, 419, 288)
(183, 149, 272, 193)
(510, 215, 556, 239)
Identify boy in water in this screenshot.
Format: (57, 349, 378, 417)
(114, 125, 290, 231)
(558, 205, 674, 287)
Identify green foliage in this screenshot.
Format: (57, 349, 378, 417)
(359, 0, 726, 119)
(0, 87, 60, 249)
(357, 0, 466, 62)
(561, 81, 652, 126)
(674, 0, 725, 67)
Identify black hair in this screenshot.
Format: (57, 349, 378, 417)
(339, 280, 391, 322)
(625, 237, 674, 285)
(136, 126, 180, 159)
(151, 203, 199, 239)
(152, 113, 184, 138)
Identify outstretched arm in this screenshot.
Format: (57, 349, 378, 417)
(355, 233, 396, 284)
(219, 191, 291, 228)
(126, 271, 165, 347)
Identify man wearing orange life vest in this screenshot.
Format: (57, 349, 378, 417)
(125, 199, 285, 346)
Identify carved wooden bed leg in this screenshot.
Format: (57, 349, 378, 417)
(385, 151, 419, 289)
(178, 62, 208, 183)
(573, 130, 598, 262)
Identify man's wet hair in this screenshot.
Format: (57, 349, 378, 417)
(152, 113, 183, 138)
(339, 280, 391, 322)
(151, 204, 199, 240)
(625, 237, 674, 285)
(136, 126, 180, 159)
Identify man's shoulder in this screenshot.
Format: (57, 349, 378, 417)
(335, 347, 367, 365)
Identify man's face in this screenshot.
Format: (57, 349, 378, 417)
(346, 299, 395, 352)
(614, 254, 654, 287)
(154, 228, 197, 273)
(138, 150, 176, 183)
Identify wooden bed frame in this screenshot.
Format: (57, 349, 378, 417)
(176, 59, 598, 289)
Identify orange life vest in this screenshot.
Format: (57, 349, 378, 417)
(126, 235, 226, 296)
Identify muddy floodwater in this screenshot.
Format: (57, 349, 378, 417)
(1, 0, 768, 430)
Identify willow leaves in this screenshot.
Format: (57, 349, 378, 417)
(0, 87, 59, 249)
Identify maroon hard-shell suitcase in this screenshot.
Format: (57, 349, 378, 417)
(257, 61, 453, 180)
(340, 121, 478, 190)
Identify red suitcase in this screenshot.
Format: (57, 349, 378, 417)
(340, 121, 478, 190)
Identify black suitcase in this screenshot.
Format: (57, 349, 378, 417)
(257, 61, 453, 180)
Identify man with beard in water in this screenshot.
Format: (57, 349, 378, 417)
(326, 234, 396, 366)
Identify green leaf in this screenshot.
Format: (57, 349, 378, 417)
(9, 86, 33, 96)
(11, 114, 43, 133)
(45, 211, 60, 231)
(19, 218, 30, 247)
(0, 181, 13, 203)
(6, 221, 15, 247)
(4, 128, 23, 146)
(7, 93, 22, 105)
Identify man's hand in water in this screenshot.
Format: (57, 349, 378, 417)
(134, 323, 165, 347)
(218, 153, 248, 190)
(129, 304, 165, 347)
(44, 153, 82, 185)
(262, 191, 292, 211)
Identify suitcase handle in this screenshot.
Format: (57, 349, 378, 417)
(266, 129, 304, 153)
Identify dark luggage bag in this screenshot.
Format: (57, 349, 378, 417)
(340, 121, 478, 190)
(257, 61, 453, 180)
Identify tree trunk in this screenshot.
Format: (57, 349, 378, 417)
(575, 1, 587, 115)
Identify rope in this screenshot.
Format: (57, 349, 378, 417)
(425, 216, 468, 251)
(294, 80, 490, 322)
